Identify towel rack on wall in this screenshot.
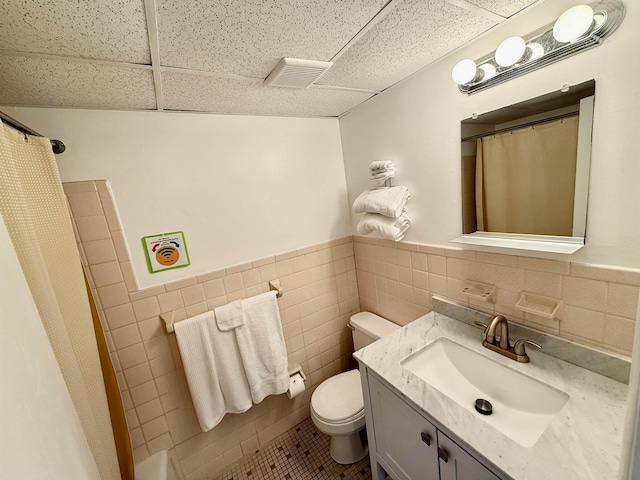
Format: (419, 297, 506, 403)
(160, 310, 177, 333)
(160, 279, 284, 333)
(268, 279, 283, 298)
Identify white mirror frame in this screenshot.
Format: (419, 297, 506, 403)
(452, 86, 595, 255)
(451, 232, 585, 254)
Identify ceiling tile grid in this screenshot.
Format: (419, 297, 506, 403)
(0, 55, 157, 110)
(0, 0, 150, 63)
(463, 0, 540, 18)
(162, 71, 373, 117)
(0, 0, 546, 117)
(156, 0, 389, 78)
(319, 0, 497, 92)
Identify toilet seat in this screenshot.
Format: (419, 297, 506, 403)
(311, 370, 364, 424)
(311, 405, 366, 437)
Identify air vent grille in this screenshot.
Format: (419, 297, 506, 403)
(264, 58, 333, 89)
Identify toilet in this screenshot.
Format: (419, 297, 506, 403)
(310, 312, 400, 464)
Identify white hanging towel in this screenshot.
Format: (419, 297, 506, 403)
(352, 186, 411, 218)
(214, 299, 243, 331)
(357, 211, 411, 242)
(174, 311, 253, 432)
(236, 291, 289, 404)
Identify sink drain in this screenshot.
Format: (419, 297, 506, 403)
(475, 398, 493, 415)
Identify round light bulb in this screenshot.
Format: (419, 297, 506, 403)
(553, 5, 594, 42)
(495, 37, 526, 67)
(451, 59, 478, 85)
(527, 42, 545, 61)
(478, 64, 496, 81)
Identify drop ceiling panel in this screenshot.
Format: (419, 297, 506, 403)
(463, 0, 540, 18)
(319, 0, 497, 92)
(0, 0, 150, 63)
(0, 56, 156, 110)
(156, 0, 388, 78)
(0, 0, 549, 116)
(162, 71, 373, 117)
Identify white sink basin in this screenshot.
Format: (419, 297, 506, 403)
(401, 337, 569, 447)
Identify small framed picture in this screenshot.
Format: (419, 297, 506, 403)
(142, 231, 190, 273)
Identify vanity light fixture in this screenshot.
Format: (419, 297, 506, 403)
(452, 0, 625, 94)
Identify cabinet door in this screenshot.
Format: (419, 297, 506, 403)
(437, 431, 500, 480)
(369, 376, 439, 480)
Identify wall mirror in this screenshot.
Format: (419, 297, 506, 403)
(453, 80, 595, 254)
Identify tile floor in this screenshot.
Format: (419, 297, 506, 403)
(214, 417, 372, 479)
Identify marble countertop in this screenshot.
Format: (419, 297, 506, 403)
(354, 311, 628, 480)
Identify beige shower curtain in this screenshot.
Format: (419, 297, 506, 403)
(0, 122, 121, 480)
(475, 116, 579, 236)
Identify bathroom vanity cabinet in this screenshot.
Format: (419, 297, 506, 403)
(354, 302, 628, 480)
(366, 373, 503, 480)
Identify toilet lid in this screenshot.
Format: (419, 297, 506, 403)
(311, 370, 364, 423)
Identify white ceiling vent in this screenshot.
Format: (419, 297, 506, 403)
(264, 58, 334, 89)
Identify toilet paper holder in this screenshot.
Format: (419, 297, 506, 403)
(287, 367, 307, 399)
(289, 366, 306, 382)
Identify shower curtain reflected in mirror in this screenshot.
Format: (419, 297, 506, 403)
(475, 116, 579, 236)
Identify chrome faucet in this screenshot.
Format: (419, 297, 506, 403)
(474, 315, 541, 363)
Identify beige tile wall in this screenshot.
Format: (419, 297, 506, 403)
(63, 180, 360, 480)
(354, 236, 640, 357)
(63, 179, 639, 479)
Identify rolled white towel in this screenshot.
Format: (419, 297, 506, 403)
(369, 160, 395, 172)
(357, 211, 411, 242)
(352, 186, 411, 218)
(369, 161, 397, 185)
(369, 168, 396, 185)
(370, 168, 396, 177)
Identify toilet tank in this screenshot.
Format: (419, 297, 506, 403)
(350, 312, 400, 351)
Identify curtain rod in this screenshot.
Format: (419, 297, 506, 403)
(0, 111, 66, 154)
(461, 111, 579, 143)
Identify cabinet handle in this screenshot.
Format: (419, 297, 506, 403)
(420, 431, 431, 446)
(438, 447, 449, 463)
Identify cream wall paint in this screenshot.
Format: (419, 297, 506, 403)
(0, 108, 351, 288)
(0, 219, 100, 479)
(339, 0, 640, 269)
